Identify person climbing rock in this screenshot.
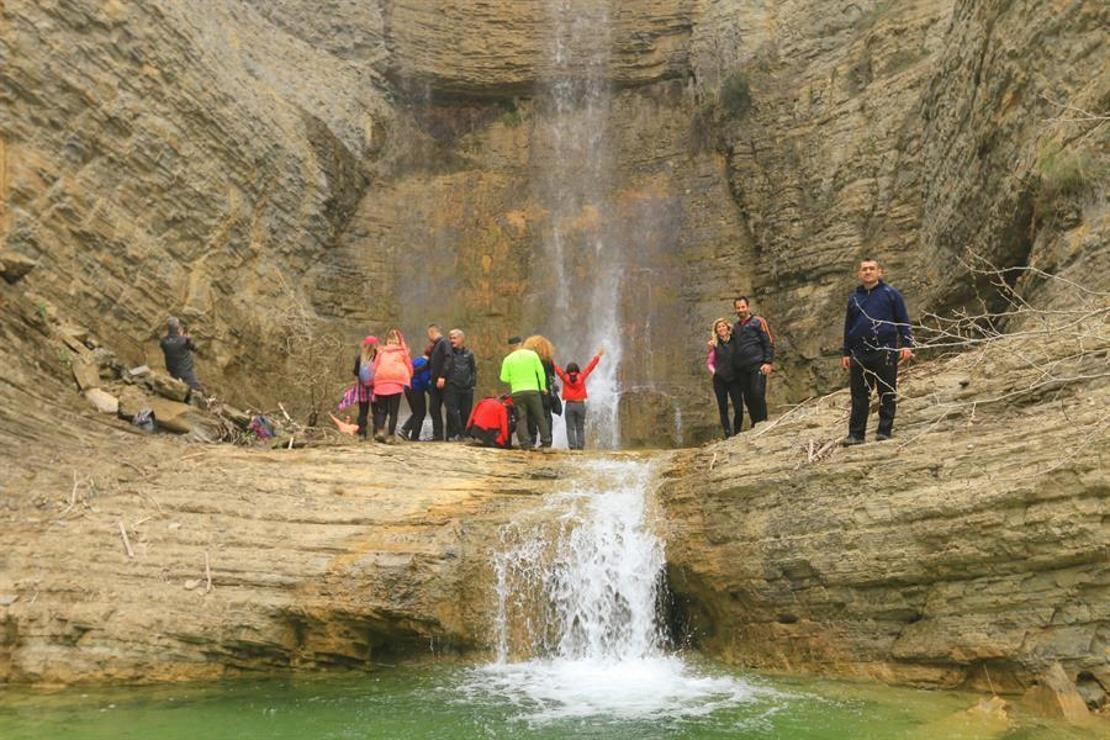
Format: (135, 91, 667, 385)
(840, 258, 914, 445)
(160, 316, 202, 393)
(706, 318, 743, 438)
(555, 348, 604, 450)
(426, 324, 450, 441)
(731, 296, 774, 429)
(499, 335, 551, 449)
(444, 329, 477, 441)
(400, 352, 431, 441)
(352, 335, 378, 440)
(371, 328, 412, 443)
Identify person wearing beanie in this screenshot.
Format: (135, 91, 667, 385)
(160, 315, 202, 393)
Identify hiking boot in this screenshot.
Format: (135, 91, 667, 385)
(841, 436, 865, 447)
(374, 431, 386, 443)
(875, 432, 892, 441)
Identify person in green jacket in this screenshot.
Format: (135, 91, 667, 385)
(499, 335, 551, 449)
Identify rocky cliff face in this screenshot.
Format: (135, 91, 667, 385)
(0, 376, 577, 682)
(2, 0, 1105, 444)
(659, 330, 1108, 702)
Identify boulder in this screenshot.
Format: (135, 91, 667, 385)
(0, 251, 38, 284)
(145, 372, 190, 402)
(83, 388, 119, 414)
(1022, 663, 1091, 724)
(71, 359, 101, 391)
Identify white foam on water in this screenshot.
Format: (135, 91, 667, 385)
(464, 459, 769, 724)
(470, 655, 763, 724)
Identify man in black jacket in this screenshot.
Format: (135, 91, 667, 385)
(840, 259, 913, 444)
(444, 328, 478, 441)
(731, 297, 774, 428)
(426, 324, 450, 441)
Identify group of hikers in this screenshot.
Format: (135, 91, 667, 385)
(162, 259, 913, 449)
(344, 326, 606, 451)
(705, 258, 913, 444)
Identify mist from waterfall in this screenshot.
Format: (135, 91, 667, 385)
(532, 0, 623, 449)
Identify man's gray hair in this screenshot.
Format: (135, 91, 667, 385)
(448, 328, 465, 339)
(167, 316, 181, 333)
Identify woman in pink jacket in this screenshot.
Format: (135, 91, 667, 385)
(371, 328, 413, 442)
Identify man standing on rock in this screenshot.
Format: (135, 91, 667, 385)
(444, 328, 477, 441)
(160, 316, 202, 393)
(426, 324, 450, 441)
(500, 335, 551, 449)
(731, 296, 774, 429)
(841, 258, 914, 445)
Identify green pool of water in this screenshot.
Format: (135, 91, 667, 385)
(0, 658, 1098, 739)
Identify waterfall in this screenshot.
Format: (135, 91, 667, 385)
(491, 460, 665, 663)
(468, 460, 761, 723)
(531, 0, 623, 448)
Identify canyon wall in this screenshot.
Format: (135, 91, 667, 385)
(659, 330, 1109, 701)
(3, 0, 1105, 443)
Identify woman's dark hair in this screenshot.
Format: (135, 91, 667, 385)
(566, 362, 581, 374)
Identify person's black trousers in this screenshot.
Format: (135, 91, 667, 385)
(444, 386, 474, 440)
(357, 401, 370, 440)
(712, 374, 743, 437)
(401, 388, 427, 440)
(737, 365, 768, 428)
(512, 391, 550, 447)
(848, 350, 898, 439)
(427, 386, 446, 440)
(372, 393, 403, 436)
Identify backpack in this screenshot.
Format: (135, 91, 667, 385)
(358, 360, 374, 385)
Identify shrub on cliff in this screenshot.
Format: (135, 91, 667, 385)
(1033, 139, 1103, 222)
(719, 72, 753, 119)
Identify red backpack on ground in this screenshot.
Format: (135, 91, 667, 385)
(466, 396, 514, 448)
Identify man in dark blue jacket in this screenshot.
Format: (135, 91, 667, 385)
(400, 354, 431, 441)
(731, 297, 774, 428)
(841, 259, 913, 444)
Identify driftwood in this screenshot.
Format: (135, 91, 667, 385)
(58, 472, 80, 518)
(117, 520, 134, 558)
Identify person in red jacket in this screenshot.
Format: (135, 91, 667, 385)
(554, 348, 605, 450)
(466, 395, 515, 449)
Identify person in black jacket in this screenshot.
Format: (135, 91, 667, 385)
(731, 297, 774, 428)
(426, 324, 450, 441)
(706, 318, 743, 437)
(444, 329, 478, 441)
(160, 316, 203, 393)
(840, 259, 913, 444)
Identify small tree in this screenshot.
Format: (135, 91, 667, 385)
(272, 278, 349, 428)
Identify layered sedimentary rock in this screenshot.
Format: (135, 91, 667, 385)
(0, 345, 576, 684)
(0, 0, 394, 414)
(3, 0, 1105, 445)
(659, 332, 1109, 697)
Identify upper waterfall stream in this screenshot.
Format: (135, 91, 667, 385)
(463, 459, 767, 723)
